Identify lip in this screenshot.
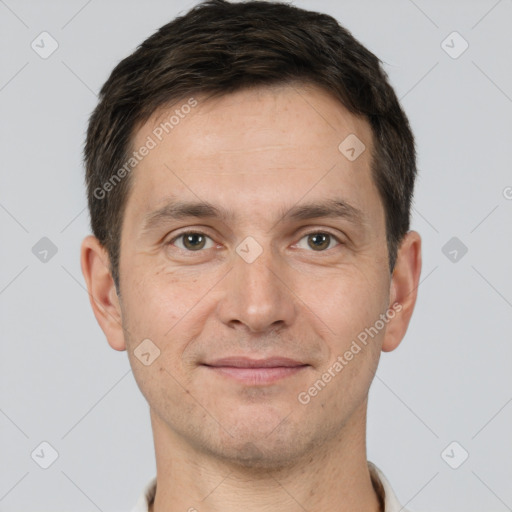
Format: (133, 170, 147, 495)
(201, 357, 309, 385)
(204, 356, 306, 368)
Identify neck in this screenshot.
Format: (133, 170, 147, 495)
(149, 402, 381, 512)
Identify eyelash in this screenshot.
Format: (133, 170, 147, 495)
(167, 230, 344, 253)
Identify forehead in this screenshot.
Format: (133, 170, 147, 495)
(138, 84, 372, 167)
(125, 83, 381, 231)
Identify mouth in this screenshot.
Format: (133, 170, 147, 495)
(201, 357, 309, 385)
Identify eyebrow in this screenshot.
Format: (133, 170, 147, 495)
(141, 197, 366, 234)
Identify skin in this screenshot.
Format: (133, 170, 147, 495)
(81, 83, 421, 512)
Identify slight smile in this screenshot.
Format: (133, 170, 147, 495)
(201, 357, 310, 385)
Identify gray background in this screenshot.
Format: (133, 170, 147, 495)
(1, 0, 511, 511)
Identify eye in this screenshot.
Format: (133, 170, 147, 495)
(170, 231, 216, 251)
(295, 231, 342, 251)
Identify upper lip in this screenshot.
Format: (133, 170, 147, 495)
(203, 357, 307, 368)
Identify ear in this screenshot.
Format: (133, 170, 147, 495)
(80, 235, 126, 351)
(382, 230, 422, 352)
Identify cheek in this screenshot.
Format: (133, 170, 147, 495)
(120, 267, 216, 374)
(121, 281, 172, 339)
(295, 265, 388, 346)
(121, 263, 195, 335)
(297, 271, 386, 416)
(120, 274, 200, 408)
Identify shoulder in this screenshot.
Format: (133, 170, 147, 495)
(130, 475, 157, 512)
(368, 461, 412, 512)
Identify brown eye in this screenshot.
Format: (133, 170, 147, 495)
(308, 233, 330, 251)
(171, 232, 214, 251)
(296, 232, 341, 252)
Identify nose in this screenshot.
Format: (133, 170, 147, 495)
(215, 242, 297, 335)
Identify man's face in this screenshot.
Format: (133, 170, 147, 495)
(117, 84, 393, 466)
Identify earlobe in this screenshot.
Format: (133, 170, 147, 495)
(381, 230, 422, 353)
(80, 235, 127, 351)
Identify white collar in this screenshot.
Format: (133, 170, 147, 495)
(131, 462, 409, 512)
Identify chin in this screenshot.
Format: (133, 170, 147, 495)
(200, 417, 318, 472)
(212, 439, 306, 472)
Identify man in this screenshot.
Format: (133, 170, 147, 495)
(80, 1, 422, 510)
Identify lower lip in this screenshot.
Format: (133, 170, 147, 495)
(203, 365, 308, 385)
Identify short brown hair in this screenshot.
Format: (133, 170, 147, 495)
(84, 0, 416, 291)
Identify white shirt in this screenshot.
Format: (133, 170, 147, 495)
(130, 461, 409, 512)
